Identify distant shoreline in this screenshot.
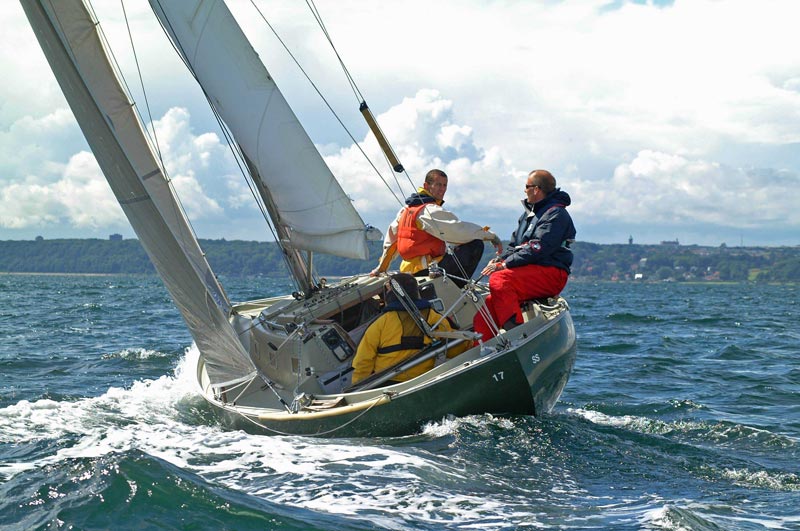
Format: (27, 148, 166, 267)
(2, 238, 799, 281)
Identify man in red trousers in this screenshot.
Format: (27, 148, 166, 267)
(474, 169, 576, 341)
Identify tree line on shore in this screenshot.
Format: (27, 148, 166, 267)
(1, 238, 799, 282)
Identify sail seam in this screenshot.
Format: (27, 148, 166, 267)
(141, 169, 161, 180)
(119, 194, 152, 205)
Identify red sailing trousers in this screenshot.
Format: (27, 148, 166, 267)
(473, 265, 568, 341)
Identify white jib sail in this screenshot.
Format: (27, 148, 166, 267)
(150, 0, 373, 260)
(21, 0, 257, 389)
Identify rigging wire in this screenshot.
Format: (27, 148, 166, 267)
(247, 0, 406, 206)
(305, 0, 362, 106)
(119, 1, 164, 165)
(304, 0, 417, 199)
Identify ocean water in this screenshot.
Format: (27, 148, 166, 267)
(1, 274, 797, 530)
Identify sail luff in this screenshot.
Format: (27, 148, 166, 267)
(21, 0, 256, 388)
(149, 0, 374, 263)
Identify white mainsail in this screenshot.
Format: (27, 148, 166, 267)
(149, 0, 374, 262)
(21, 0, 256, 388)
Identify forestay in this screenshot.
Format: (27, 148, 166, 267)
(150, 0, 374, 260)
(21, 0, 257, 389)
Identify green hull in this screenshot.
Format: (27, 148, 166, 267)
(218, 310, 577, 437)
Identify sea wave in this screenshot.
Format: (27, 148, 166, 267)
(568, 407, 799, 449)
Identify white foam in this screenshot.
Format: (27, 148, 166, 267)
(720, 467, 800, 491)
(568, 407, 669, 432)
(420, 415, 460, 437)
(102, 347, 167, 360)
(0, 346, 198, 448)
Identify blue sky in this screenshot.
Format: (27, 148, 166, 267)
(2, 0, 799, 247)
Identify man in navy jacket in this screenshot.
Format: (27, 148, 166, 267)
(474, 169, 576, 341)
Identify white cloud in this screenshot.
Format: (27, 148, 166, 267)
(0, 183, 60, 229)
(148, 108, 224, 220)
(572, 149, 800, 229)
(0, 109, 83, 183)
(224, 176, 256, 209)
(0, 151, 122, 230)
(56, 152, 126, 228)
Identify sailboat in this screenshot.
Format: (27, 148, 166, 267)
(21, 0, 577, 437)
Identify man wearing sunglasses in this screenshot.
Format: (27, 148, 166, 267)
(474, 169, 576, 340)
